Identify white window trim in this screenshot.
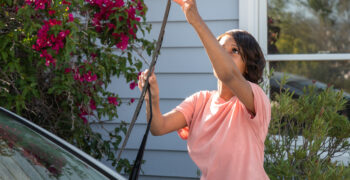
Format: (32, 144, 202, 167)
(268, 54, 350, 61)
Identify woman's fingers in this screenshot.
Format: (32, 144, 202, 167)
(172, 0, 184, 6)
(138, 69, 160, 99)
(138, 73, 143, 90)
(141, 69, 157, 85)
(171, 0, 200, 26)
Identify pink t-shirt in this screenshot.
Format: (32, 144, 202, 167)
(175, 82, 271, 180)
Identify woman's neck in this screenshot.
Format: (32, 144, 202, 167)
(217, 80, 234, 101)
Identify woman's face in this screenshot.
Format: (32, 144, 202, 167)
(219, 35, 246, 74)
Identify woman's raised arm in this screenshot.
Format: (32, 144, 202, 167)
(172, 0, 255, 114)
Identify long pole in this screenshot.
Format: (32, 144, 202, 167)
(116, 0, 172, 163)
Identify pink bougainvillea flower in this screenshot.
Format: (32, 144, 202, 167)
(129, 81, 137, 90)
(84, 71, 97, 82)
(74, 71, 84, 82)
(90, 99, 97, 110)
(58, 31, 67, 39)
(64, 29, 70, 36)
(64, 68, 71, 74)
(62, 0, 71, 5)
(91, 53, 97, 59)
(34, 0, 50, 10)
(115, 0, 124, 7)
(130, 98, 135, 103)
(40, 50, 56, 66)
(39, 49, 48, 58)
(107, 97, 118, 106)
(137, 72, 141, 80)
(48, 19, 62, 26)
(79, 107, 89, 124)
(128, 27, 135, 37)
(68, 13, 74, 22)
(52, 41, 64, 54)
(107, 23, 116, 30)
(92, 17, 100, 27)
(79, 114, 88, 124)
(48, 10, 55, 15)
(25, 0, 33, 5)
(136, 1, 143, 11)
(97, 80, 104, 87)
(127, 7, 136, 19)
(45, 58, 56, 67)
(116, 33, 129, 50)
(46, 40, 52, 47)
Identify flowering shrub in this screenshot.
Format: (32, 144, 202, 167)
(0, 0, 154, 174)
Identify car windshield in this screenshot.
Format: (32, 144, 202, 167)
(0, 110, 110, 180)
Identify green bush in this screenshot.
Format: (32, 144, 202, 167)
(265, 75, 350, 179)
(0, 0, 154, 174)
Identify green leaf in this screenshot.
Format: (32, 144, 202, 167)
(0, 37, 10, 50)
(1, 52, 8, 61)
(5, 0, 12, 6)
(48, 87, 56, 94)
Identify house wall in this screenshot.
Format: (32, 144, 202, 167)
(100, 0, 239, 179)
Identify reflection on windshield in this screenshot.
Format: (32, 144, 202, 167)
(0, 111, 108, 179)
(268, 0, 350, 54)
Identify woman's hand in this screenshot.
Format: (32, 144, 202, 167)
(138, 69, 187, 136)
(138, 69, 160, 101)
(173, 0, 201, 26)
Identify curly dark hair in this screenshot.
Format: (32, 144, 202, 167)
(217, 29, 266, 84)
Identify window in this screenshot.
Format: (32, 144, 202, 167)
(239, 0, 350, 98)
(239, 1, 350, 168)
(267, 0, 350, 98)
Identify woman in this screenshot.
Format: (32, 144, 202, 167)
(138, 0, 271, 179)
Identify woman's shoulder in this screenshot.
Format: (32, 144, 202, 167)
(192, 90, 216, 98)
(248, 81, 266, 94)
(247, 81, 262, 89)
(189, 90, 216, 103)
(247, 81, 270, 105)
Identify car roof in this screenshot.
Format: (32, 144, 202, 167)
(0, 107, 127, 180)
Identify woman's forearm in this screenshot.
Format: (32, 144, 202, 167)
(145, 96, 165, 136)
(191, 17, 242, 83)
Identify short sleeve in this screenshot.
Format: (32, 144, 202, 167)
(247, 82, 271, 139)
(174, 92, 200, 127)
(174, 92, 202, 140)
